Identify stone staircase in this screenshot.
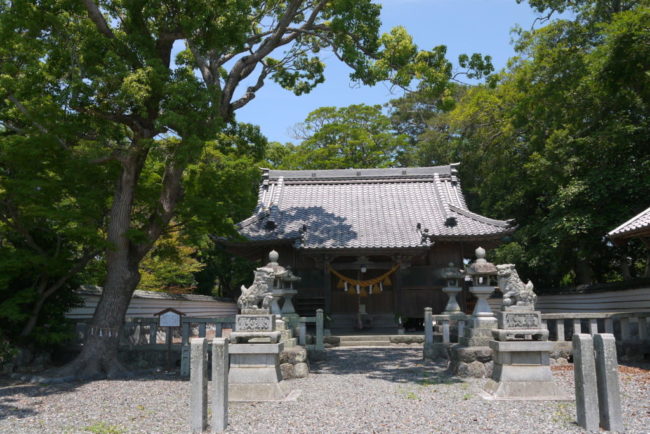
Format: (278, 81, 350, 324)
(337, 335, 395, 347)
(329, 313, 399, 335)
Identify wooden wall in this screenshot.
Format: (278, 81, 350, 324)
(535, 287, 650, 313)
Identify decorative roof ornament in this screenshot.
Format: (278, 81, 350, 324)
(416, 223, 435, 245)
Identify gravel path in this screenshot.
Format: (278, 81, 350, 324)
(1, 347, 649, 433)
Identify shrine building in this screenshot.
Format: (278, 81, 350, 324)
(224, 165, 515, 333)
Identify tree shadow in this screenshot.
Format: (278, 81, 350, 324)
(245, 206, 359, 248)
(310, 347, 463, 385)
(0, 379, 83, 420)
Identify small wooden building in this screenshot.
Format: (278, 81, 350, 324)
(226, 165, 515, 332)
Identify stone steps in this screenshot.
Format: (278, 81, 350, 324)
(336, 334, 396, 341)
(338, 340, 394, 347)
(329, 334, 424, 347)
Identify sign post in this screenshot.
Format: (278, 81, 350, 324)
(154, 308, 185, 372)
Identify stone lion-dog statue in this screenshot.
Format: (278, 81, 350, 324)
(237, 267, 274, 312)
(496, 264, 536, 308)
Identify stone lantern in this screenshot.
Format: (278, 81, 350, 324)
(262, 250, 300, 328)
(465, 246, 498, 329)
(441, 262, 465, 315)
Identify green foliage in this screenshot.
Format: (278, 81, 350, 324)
(392, 0, 650, 288)
(0, 125, 110, 346)
(138, 230, 204, 292)
(270, 104, 410, 169)
(0, 0, 489, 368)
(194, 244, 256, 298)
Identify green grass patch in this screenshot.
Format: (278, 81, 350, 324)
(84, 422, 125, 434)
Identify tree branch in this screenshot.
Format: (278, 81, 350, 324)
(230, 62, 271, 111)
(82, 0, 116, 39)
(220, 0, 304, 117)
(7, 94, 69, 149)
(137, 157, 184, 259)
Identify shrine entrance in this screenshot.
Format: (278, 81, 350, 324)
(328, 256, 400, 333)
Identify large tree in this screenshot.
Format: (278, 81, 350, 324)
(1, 0, 489, 378)
(276, 104, 409, 169)
(394, 0, 650, 288)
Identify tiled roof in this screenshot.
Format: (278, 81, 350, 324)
(608, 206, 650, 239)
(237, 165, 515, 250)
(77, 285, 232, 302)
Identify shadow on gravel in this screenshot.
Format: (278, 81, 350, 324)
(0, 373, 185, 421)
(0, 379, 84, 420)
(310, 347, 463, 386)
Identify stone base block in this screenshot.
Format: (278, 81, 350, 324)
(483, 379, 571, 400)
(449, 345, 493, 378)
(484, 339, 570, 400)
(280, 362, 309, 380)
(461, 325, 497, 347)
(229, 382, 288, 401)
(228, 342, 286, 401)
(280, 346, 307, 364)
(492, 328, 549, 341)
(230, 331, 281, 343)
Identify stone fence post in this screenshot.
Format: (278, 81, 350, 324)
(190, 338, 208, 433)
(423, 307, 434, 360)
(593, 334, 623, 432)
(211, 338, 229, 433)
(316, 309, 324, 351)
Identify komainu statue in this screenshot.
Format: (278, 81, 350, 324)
(237, 267, 274, 312)
(496, 264, 537, 308)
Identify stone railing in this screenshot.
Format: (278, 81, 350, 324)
(541, 312, 649, 344)
(298, 308, 324, 351)
(426, 310, 650, 346)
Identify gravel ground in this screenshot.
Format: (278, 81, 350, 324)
(1, 347, 649, 433)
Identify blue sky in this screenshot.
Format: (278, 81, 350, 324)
(233, 0, 544, 144)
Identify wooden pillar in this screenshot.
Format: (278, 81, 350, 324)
(393, 262, 403, 317)
(323, 256, 331, 315)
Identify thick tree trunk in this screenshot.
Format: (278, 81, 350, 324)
(575, 259, 595, 287)
(65, 259, 141, 378)
(53, 151, 146, 379)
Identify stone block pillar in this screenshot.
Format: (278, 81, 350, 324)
(190, 338, 208, 433)
(594, 334, 623, 432)
(573, 334, 599, 431)
(211, 338, 229, 433)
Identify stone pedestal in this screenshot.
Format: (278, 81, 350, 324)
(228, 313, 287, 401)
(484, 340, 558, 399)
(483, 308, 569, 400)
(442, 286, 462, 314)
(460, 285, 497, 346)
(228, 342, 286, 401)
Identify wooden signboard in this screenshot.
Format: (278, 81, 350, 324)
(154, 307, 185, 326)
(159, 310, 181, 327)
(153, 308, 186, 372)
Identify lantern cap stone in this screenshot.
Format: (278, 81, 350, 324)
(466, 246, 497, 275)
(441, 262, 465, 280)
